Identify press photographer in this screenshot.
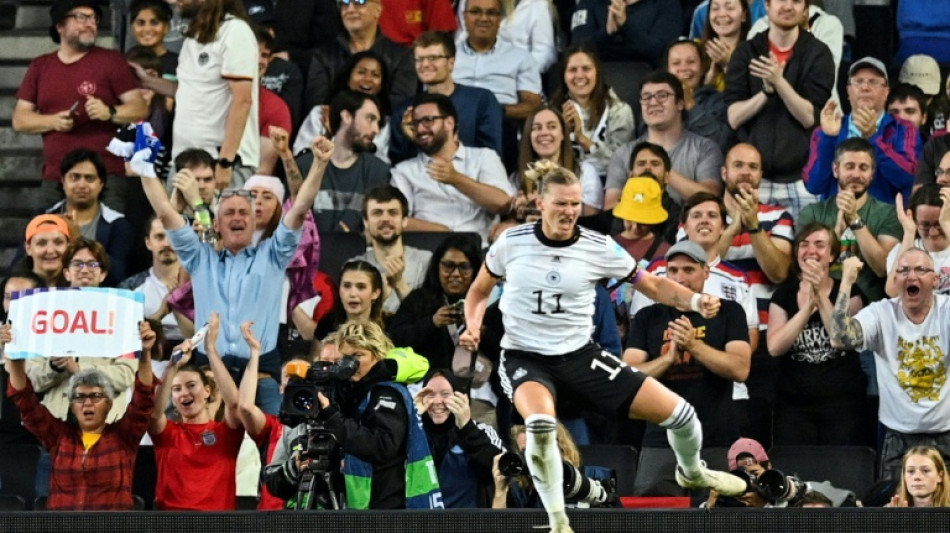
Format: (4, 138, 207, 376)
(264, 321, 442, 509)
(492, 423, 617, 509)
(707, 438, 856, 508)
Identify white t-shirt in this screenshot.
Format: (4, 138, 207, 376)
(391, 144, 515, 245)
(173, 16, 260, 168)
(486, 223, 636, 355)
(886, 240, 950, 295)
(137, 268, 183, 341)
(856, 295, 950, 433)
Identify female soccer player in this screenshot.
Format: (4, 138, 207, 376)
(460, 161, 745, 532)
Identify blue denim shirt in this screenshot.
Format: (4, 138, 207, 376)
(167, 220, 301, 358)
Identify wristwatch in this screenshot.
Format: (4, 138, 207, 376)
(108, 105, 117, 121)
(217, 157, 234, 169)
(849, 216, 866, 231)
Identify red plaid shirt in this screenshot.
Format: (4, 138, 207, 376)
(9, 375, 155, 510)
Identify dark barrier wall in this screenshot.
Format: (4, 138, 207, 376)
(1, 508, 950, 533)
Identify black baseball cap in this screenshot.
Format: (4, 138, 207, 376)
(49, 0, 103, 43)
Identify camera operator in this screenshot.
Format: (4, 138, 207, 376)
(706, 438, 856, 508)
(264, 320, 442, 509)
(414, 369, 505, 508)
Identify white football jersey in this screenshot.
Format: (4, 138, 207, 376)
(486, 223, 636, 355)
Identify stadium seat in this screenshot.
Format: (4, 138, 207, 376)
(0, 444, 39, 506)
(633, 446, 731, 497)
(767, 445, 877, 498)
(579, 445, 638, 496)
(0, 495, 25, 511)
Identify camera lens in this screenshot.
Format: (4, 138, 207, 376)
(292, 389, 316, 413)
(756, 469, 790, 501)
(498, 452, 526, 477)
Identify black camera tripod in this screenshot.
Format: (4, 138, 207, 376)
(292, 421, 346, 510)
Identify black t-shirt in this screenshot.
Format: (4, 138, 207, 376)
(627, 300, 748, 447)
(769, 279, 867, 401)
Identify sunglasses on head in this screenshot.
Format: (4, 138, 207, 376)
(220, 189, 252, 199)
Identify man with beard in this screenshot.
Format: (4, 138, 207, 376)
(391, 93, 514, 245)
(805, 57, 922, 205)
(296, 90, 390, 236)
(119, 214, 186, 344)
(13, 0, 147, 212)
(351, 185, 432, 314)
(724, 0, 834, 219)
(712, 143, 795, 324)
(832, 251, 950, 481)
(41, 149, 133, 286)
(799, 138, 902, 302)
(705, 143, 794, 447)
(604, 72, 723, 210)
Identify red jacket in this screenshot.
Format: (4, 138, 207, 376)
(9, 376, 155, 510)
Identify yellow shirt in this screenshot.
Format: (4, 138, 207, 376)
(81, 432, 102, 451)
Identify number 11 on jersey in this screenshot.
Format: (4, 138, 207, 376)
(531, 290, 565, 315)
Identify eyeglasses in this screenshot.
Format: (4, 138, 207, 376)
(895, 266, 935, 277)
(440, 260, 474, 274)
(411, 115, 446, 130)
(220, 188, 252, 200)
(71, 392, 108, 404)
(935, 168, 950, 179)
(849, 78, 887, 89)
(414, 54, 450, 64)
(65, 12, 100, 24)
(465, 8, 501, 17)
(339, 0, 371, 6)
(639, 91, 674, 104)
(917, 222, 945, 234)
(69, 260, 101, 271)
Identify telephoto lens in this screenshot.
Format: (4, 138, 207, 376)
(497, 452, 526, 477)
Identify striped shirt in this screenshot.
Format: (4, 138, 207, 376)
(676, 204, 794, 328)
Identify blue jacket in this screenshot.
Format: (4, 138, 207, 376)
(803, 112, 921, 204)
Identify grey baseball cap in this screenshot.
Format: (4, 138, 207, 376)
(665, 240, 707, 265)
(848, 56, 889, 84)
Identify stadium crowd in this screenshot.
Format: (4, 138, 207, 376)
(2, 0, 950, 518)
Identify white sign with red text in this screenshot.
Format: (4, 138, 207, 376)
(6, 287, 144, 359)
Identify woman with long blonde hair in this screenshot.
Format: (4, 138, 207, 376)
(890, 446, 950, 507)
